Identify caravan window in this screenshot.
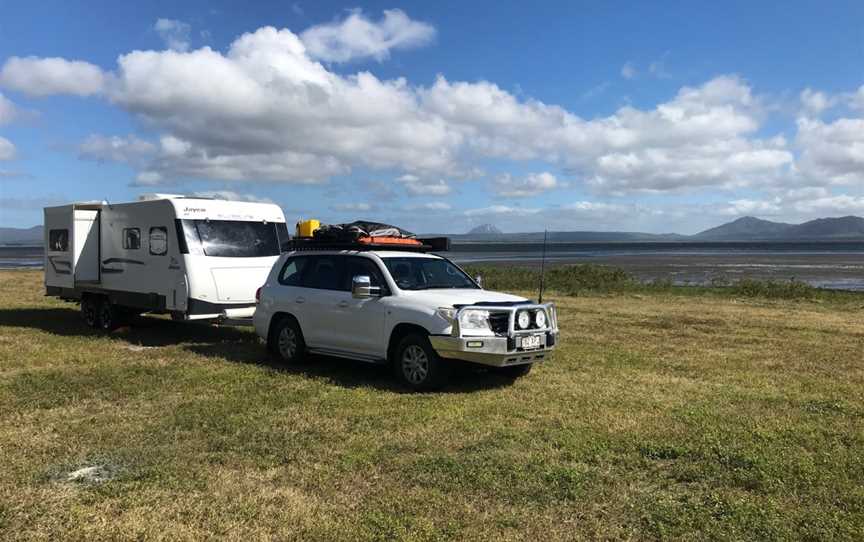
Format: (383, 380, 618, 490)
(49, 229, 69, 252)
(123, 228, 141, 250)
(180, 220, 281, 258)
(149, 227, 168, 256)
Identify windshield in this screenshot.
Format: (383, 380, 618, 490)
(178, 219, 288, 257)
(383, 257, 478, 290)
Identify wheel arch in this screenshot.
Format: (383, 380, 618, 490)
(387, 323, 431, 363)
(267, 311, 299, 343)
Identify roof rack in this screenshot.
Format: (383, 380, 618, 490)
(287, 236, 451, 253)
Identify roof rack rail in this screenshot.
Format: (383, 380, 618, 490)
(287, 237, 450, 253)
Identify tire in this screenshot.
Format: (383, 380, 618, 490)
(495, 363, 533, 380)
(392, 333, 450, 391)
(81, 296, 100, 329)
(98, 299, 119, 331)
(269, 316, 307, 364)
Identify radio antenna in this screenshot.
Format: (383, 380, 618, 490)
(538, 229, 548, 303)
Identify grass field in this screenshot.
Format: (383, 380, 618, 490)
(1, 268, 863, 540)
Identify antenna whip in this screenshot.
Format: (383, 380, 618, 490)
(538, 229, 548, 303)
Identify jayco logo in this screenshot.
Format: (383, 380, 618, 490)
(183, 207, 206, 213)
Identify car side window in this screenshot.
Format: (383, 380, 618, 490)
(343, 257, 388, 294)
(299, 255, 343, 290)
(278, 256, 309, 286)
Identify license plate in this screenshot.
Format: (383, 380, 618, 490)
(520, 334, 542, 350)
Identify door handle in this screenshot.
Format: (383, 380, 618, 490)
(295, 297, 306, 304)
(338, 300, 349, 308)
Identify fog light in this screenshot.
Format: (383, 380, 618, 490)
(517, 310, 531, 329)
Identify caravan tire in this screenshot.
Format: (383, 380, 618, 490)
(81, 296, 100, 329)
(270, 317, 307, 364)
(98, 301, 119, 331)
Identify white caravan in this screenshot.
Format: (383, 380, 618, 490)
(44, 194, 288, 329)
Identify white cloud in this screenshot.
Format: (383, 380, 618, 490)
(0, 56, 106, 96)
(154, 19, 192, 52)
(191, 190, 274, 203)
(0, 137, 15, 160)
(620, 62, 636, 79)
(134, 171, 164, 186)
(78, 134, 156, 164)
(409, 201, 451, 211)
(0, 93, 17, 124)
(464, 205, 541, 218)
(300, 9, 435, 63)
(719, 198, 783, 216)
(796, 117, 864, 185)
(799, 88, 836, 117)
(405, 179, 452, 196)
(331, 202, 374, 212)
(493, 172, 559, 197)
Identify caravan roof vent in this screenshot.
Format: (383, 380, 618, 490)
(138, 193, 186, 201)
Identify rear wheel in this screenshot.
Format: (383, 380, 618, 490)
(269, 317, 307, 364)
(392, 333, 450, 391)
(98, 300, 119, 331)
(81, 296, 99, 328)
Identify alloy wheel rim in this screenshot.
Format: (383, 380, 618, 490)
(278, 327, 297, 359)
(402, 345, 429, 385)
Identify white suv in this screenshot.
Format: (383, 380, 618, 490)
(253, 250, 558, 390)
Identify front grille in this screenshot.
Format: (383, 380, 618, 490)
(488, 312, 510, 335)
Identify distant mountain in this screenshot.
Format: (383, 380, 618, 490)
(467, 224, 503, 235)
(453, 230, 686, 243)
(695, 216, 864, 241)
(695, 217, 794, 240)
(0, 226, 42, 246)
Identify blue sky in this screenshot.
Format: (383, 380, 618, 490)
(1, 0, 863, 233)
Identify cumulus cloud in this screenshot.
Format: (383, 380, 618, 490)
(0, 22, 811, 198)
(154, 19, 192, 52)
(0, 137, 15, 160)
(78, 134, 156, 164)
(0, 56, 106, 96)
(796, 117, 864, 185)
(300, 9, 435, 63)
(464, 205, 541, 218)
(493, 172, 559, 197)
(0, 93, 17, 124)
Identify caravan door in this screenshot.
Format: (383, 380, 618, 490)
(73, 209, 100, 283)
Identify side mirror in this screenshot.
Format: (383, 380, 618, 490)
(352, 275, 381, 298)
(475, 274, 483, 288)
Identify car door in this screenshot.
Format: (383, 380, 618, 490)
(296, 254, 346, 349)
(327, 256, 389, 359)
(269, 254, 312, 335)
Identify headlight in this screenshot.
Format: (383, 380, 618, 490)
(535, 310, 547, 328)
(458, 309, 491, 331)
(517, 310, 531, 329)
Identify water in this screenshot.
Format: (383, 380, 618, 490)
(3, 242, 863, 290)
(442, 241, 864, 291)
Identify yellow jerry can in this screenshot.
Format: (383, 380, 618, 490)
(296, 219, 321, 238)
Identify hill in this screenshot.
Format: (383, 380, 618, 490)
(695, 216, 864, 241)
(0, 226, 43, 246)
(467, 223, 503, 235)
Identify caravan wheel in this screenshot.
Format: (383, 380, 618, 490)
(81, 297, 100, 329)
(98, 301, 118, 331)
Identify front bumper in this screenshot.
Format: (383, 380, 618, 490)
(430, 332, 558, 367)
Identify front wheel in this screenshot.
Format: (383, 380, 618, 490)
(392, 334, 450, 391)
(269, 317, 307, 364)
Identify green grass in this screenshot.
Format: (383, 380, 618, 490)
(1, 269, 863, 540)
